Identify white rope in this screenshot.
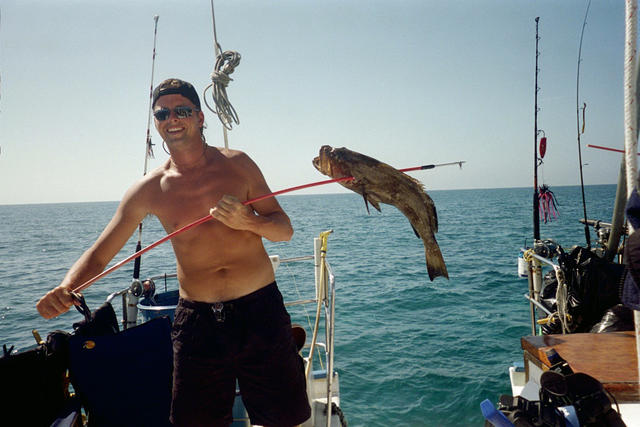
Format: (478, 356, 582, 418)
(203, 51, 241, 131)
(204, 0, 241, 136)
(553, 267, 569, 334)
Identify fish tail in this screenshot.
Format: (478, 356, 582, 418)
(424, 244, 449, 281)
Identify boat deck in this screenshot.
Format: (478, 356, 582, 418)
(521, 331, 640, 402)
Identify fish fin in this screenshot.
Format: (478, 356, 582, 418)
(360, 185, 382, 214)
(361, 193, 371, 214)
(411, 225, 421, 239)
(369, 199, 382, 212)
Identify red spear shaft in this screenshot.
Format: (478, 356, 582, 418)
(587, 144, 640, 155)
(72, 161, 464, 293)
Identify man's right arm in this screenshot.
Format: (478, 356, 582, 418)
(36, 183, 149, 319)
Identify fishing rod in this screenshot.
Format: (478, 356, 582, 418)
(576, 0, 592, 249)
(143, 15, 159, 179)
(533, 17, 541, 241)
(71, 160, 465, 293)
(131, 15, 160, 282)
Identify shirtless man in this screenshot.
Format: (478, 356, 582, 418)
(36, 78, 311, 427)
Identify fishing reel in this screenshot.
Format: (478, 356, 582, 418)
(533, 239, 560, 260)
(579, 218, 626, 253)
(129, 278, 156, 299)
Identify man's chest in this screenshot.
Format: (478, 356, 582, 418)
(152, 171, 249, 231)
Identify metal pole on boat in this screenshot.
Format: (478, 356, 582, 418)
(306, 232, 331, 379)
(623, 0, 640, 385)
(533, 17, 541, 241)
(582, 145, 628, 259)
(526, 254, 537, 335)
(326, 264, 336, 427)
(606, 161, 627, 262)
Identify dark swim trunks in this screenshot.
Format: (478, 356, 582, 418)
(170, 282, 311, 427)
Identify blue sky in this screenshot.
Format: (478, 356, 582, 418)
(0, 0, 625, 204)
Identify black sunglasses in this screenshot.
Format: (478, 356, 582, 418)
(153, 106, 199, 121)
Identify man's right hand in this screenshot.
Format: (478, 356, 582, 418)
(36, 285, 77, 319)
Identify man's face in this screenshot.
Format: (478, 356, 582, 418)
(153, 94, 205, 147)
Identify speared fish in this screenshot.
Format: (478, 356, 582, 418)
(313, 145, 449, 281)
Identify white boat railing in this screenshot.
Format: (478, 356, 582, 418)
(521, 248, 571, 335)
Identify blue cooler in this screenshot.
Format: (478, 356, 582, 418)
(137, 290, 180, 323)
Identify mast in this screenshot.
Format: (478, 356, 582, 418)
(622, 0, 640, 379)
(533, 17, 541, 241)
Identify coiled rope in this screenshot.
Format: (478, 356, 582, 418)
(203, 50, 241, 130)
(203, 1, 241, 133)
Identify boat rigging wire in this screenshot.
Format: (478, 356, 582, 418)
(70, 161, 465, 293)
(203, 0, 241, 148)
(576, 0, 592, 249)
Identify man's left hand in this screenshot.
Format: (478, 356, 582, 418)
(210, 195, 255, 231)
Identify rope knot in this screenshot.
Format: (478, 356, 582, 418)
(210, 70, 233, 87)
(203, 50, 241, 130)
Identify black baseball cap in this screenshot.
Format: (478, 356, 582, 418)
(152, 78, 201, 110)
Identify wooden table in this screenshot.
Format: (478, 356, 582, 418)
(521, 331, 640, 402)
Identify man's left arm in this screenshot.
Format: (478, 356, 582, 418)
(210, 153, 293, 242)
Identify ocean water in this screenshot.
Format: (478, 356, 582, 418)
(0, 185, 617, 426)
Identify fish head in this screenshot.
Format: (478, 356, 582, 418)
(313, 145, 352, 179)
